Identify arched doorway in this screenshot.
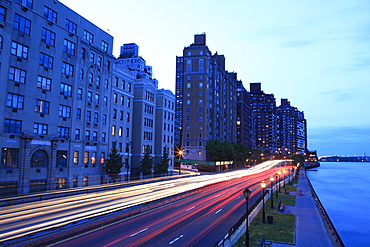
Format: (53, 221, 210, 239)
(30, 149, 49, 192)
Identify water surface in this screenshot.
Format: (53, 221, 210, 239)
(307, 162, 370, 247)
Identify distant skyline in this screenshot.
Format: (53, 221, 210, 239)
(60, 0, 370, 156)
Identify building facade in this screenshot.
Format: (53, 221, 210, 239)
(115, 44, 175, 177)
(235, 80, 254, 150)
(277, 99, 307, 155)
(0, 0, 174, 196)
(175, 33, 238, 161)
(250, 82, 278, 156)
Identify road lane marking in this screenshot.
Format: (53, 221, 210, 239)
(130, 228, 148, 237)
(169, 235, 184, 245)
(215, 209, 223, 214)
(185, 206, 195, 211)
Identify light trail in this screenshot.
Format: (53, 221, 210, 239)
(0, 160, 286, 244)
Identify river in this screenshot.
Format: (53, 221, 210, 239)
(306, 162, 370, 247)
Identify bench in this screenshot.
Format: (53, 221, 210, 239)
(279, 202, 285, 211)
(275, 200, 285, 213)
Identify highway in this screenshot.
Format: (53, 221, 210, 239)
(0, 160, 289, 246)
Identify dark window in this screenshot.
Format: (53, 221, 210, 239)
(56, 151, 67, 167)
(60, 83, 72, 96)
(6, 93, 24, 109)
(57, 126, 69, 138)
(37, 76, 51, 90)
(62, 62, 74, 76)
(43, 6, 57, 23)
(63, 39, 75, 55)
(59, 105, 71, 118)
(14, 14, 31, 34)
(31, 149, 48, 167)
(11, 41, 28, 59)
(9, 67, 26, 83)
(101, 41, 108, 52)
(39, 53, 53, 68)
(15, 0, 33, 9)
(0, 6, 6, 22)
(33, 123, 48, 135)
(41, 28, 55, 46)
(65, 19, 77, 34)
(4, 119, 21, 134)
(83, 30, 93, 43)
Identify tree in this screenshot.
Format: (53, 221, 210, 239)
(232, 143, 251, 168)
(292, 153, 305, 166)
(102, 144, 124, 182)
(156, 147, 170, 176)
(206, 140, 235, 161)
(140, 145, 154, 178)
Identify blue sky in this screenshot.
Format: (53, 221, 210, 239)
(60, 0, 370, 156)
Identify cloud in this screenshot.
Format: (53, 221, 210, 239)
(319, 90, 355, 102)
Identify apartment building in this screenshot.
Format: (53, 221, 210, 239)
(277, 99, 307, 155)
(175, 33, 238, 161)
(115, 43, 175, 177)
(0, 0, 174, 196)
(235, 80, 254, 150)
(250, 82, 278, 156)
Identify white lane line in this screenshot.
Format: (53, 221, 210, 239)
(130, 228, 148, 237)
(215, 194, 221, 198)
(186, 206, 195, 211)
(169, 234, 184, 245)
(215, 209, 223, 214)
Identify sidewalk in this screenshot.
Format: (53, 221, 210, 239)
(272, 169, 334, 247)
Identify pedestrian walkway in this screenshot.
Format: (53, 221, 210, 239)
(271, 169, 335, 247)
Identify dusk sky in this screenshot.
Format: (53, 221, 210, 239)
(60, 0, 370, 157)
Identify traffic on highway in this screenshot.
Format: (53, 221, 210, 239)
(0, 160, 291, 246)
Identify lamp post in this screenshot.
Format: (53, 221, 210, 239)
(243, 188, 251, 247)
(269, 176, 274, 208)
(283, 169, 287, 188)
(261, 180, 266, 223)
(126, 142, 132, 182)
(277, 170, 282, 192)
(178, 150, 183, 175)
(275, 173, 279, 199)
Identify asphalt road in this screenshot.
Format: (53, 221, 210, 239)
(50, 169, 277, 246)
(0, 160, 288, 246)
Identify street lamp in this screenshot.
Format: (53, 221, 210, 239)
(178, 150, 183, 175)
(269, 176, 274, 208)
(275, 173, 279, 199)
(243, 188, 251, 247)
(283, 169, 287, 188)
(126, 142, 132, 182)
(261, 180, 266, 223)
(277, 170, 282, 192)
